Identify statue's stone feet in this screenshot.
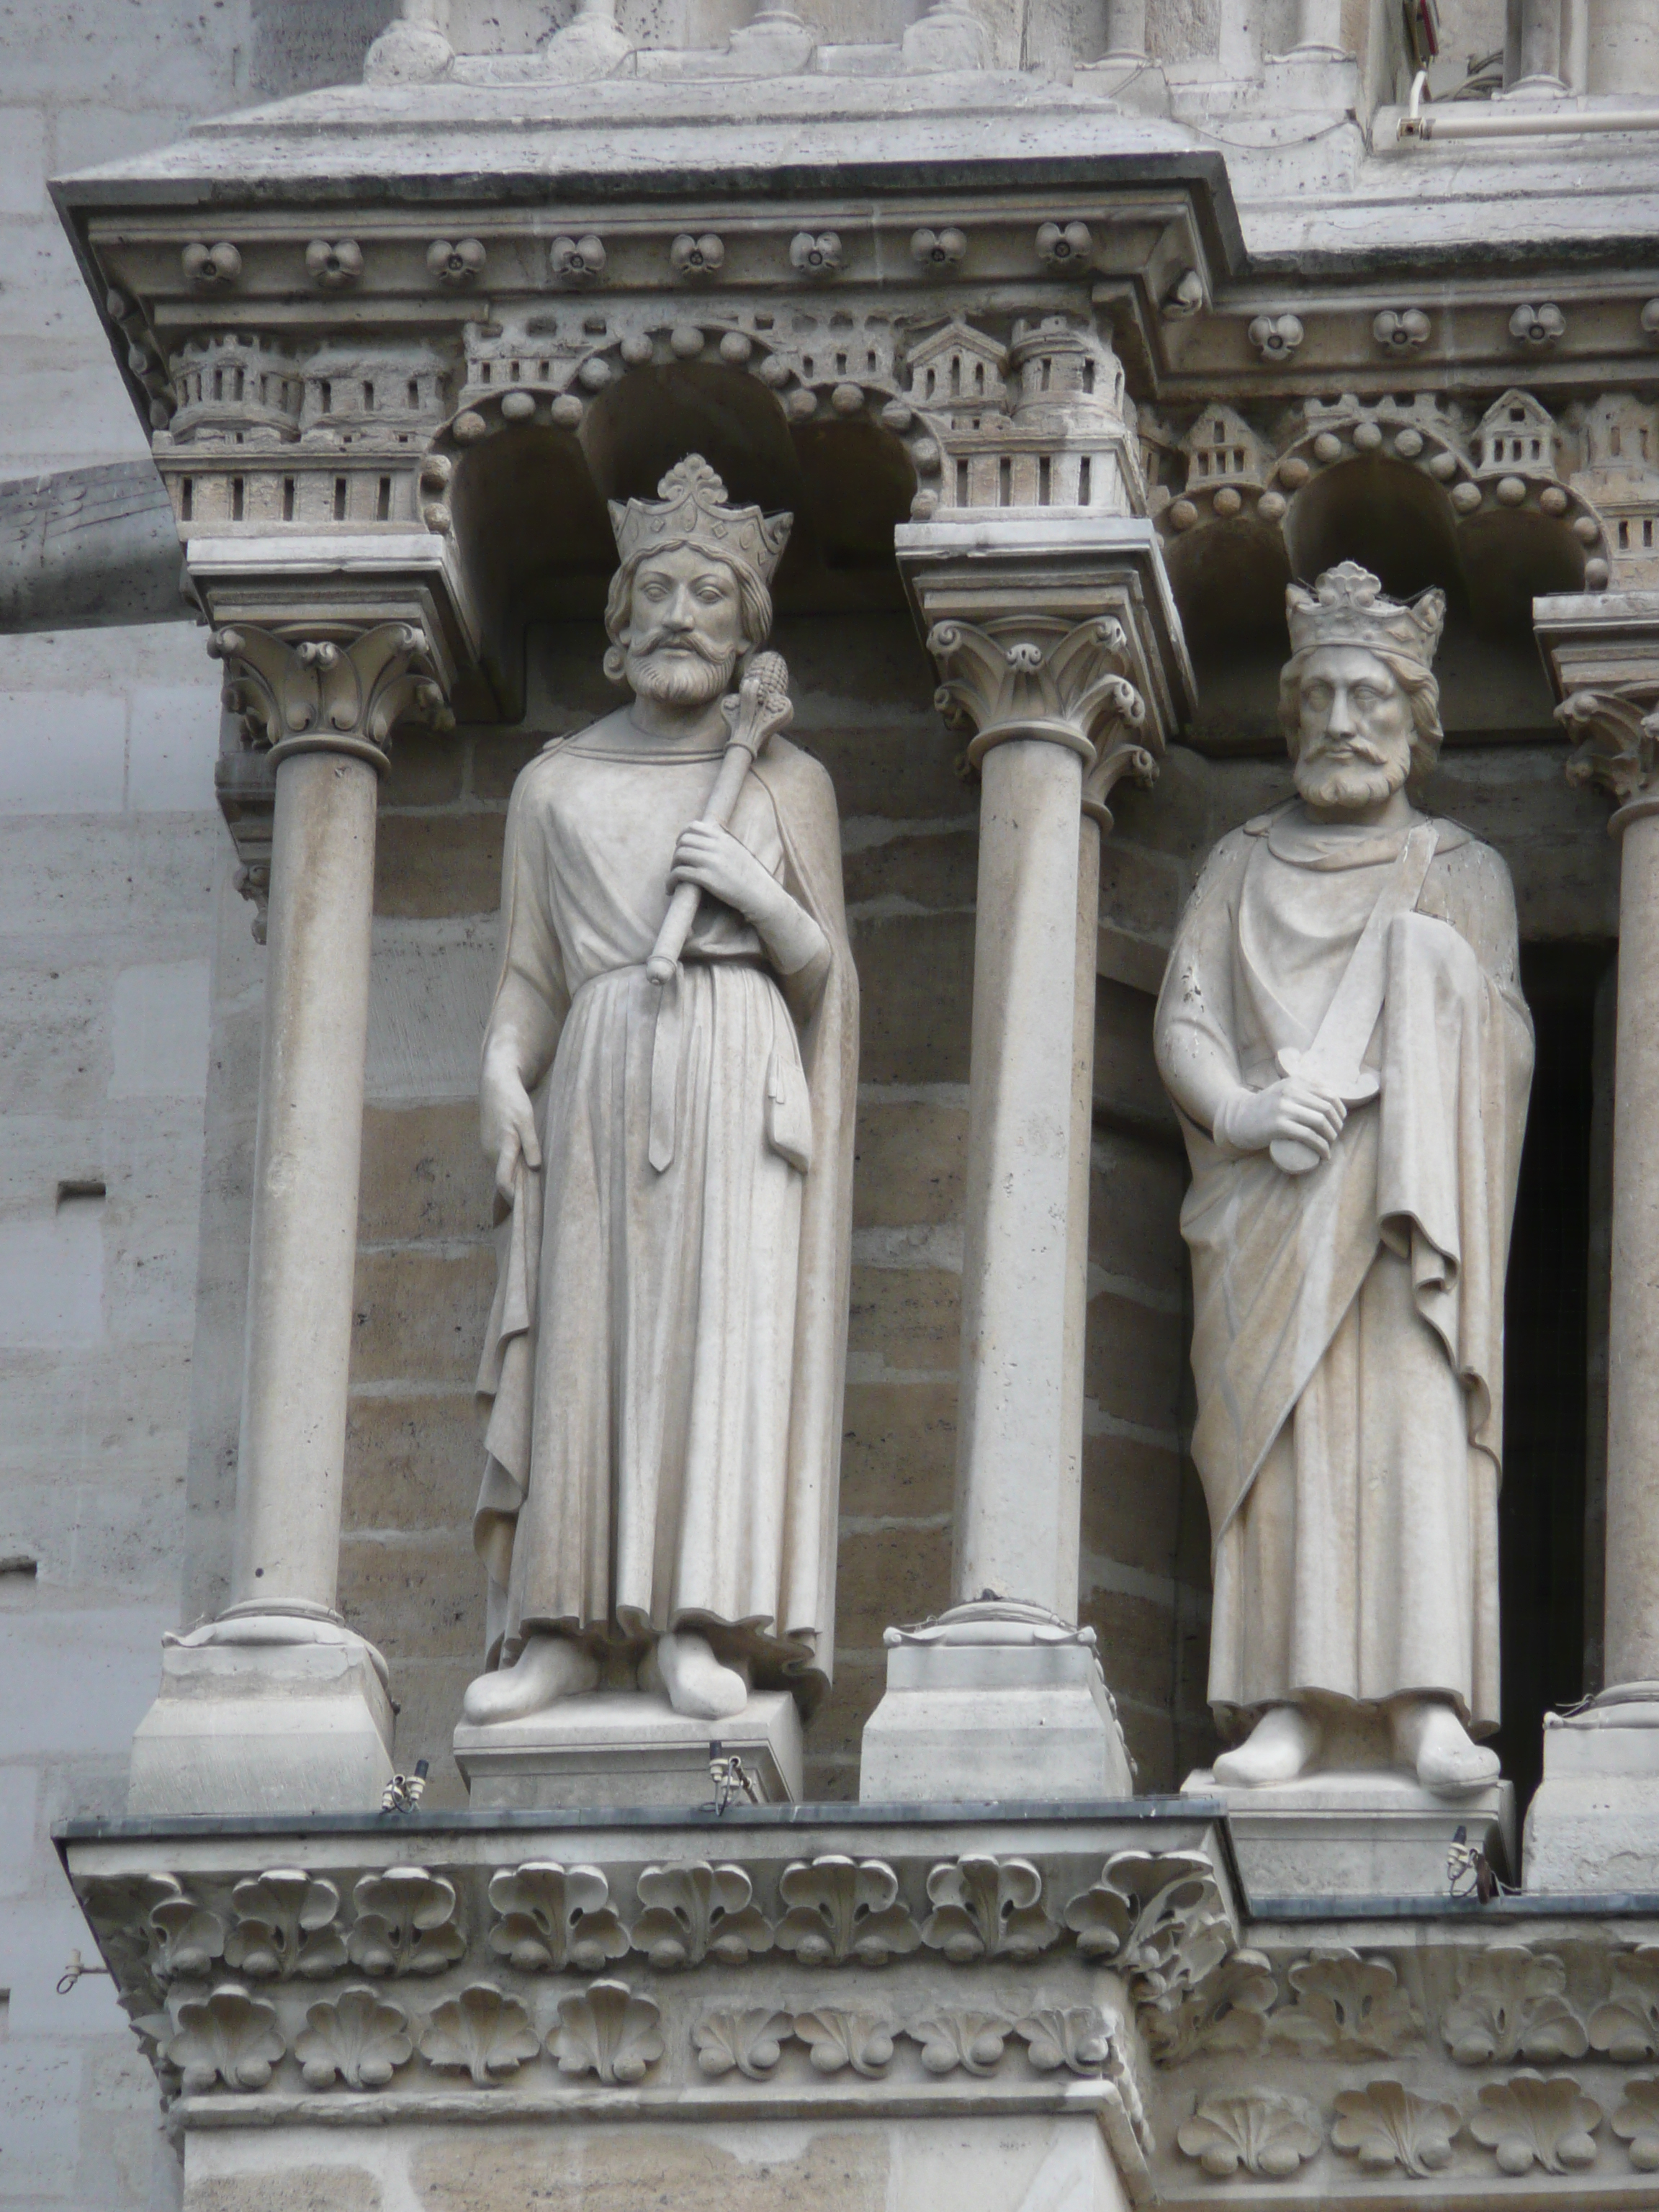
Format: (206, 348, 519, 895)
(462, 1635, 600, 1725)
(657, 1630, 748, 1720)
(1393, 1696, 1501, 1795)
(1213, 1703, 1322, 1787)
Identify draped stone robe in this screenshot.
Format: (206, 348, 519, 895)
(472, 728, 857, 1704)
(1154, 804, 1533, 1733)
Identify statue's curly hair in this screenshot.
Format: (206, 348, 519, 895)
(1279, 645, 1443, 796)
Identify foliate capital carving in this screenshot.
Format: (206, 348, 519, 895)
(1560, 686, 1659, 811)
(208, 619, 454, 764)
(927, 613, 1158, 829)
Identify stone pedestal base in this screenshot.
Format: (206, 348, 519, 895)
(1183, 1767, 1516, 1902)
(1524, 1691, 1659, 1891)
(127, 1637, 395, 1816)
(860, 1604, 1136, 1802)
(454, 1689, 803, 1809)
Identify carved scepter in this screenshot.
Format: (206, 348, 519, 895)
(646, 650, 793, 984)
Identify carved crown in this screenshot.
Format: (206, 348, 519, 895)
(608, 455, 792, 587)
(1286, 562, 1445, 673)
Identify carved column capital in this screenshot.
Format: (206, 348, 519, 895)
(1559, 685, 1659, 825)
(927, 612, 1158, 831)
(207, 617, 454, 768)
(1537, 590, 1659, 830)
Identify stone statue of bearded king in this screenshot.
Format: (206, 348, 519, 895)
(464, 457, 858, 1728)
(1154, 564, 1534, 1795)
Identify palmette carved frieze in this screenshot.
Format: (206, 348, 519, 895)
(222, 1871, 346, 1981)
(292, 1986, 413, 2089)
(1177, 2088, 1323, 2178)
(1330, 2080, 1461, 2176)
(421, 1983, 541, 2085)
(1271, 1949, 1424, 2059)
(1591, 1946, 1659, 2059)
(1441, 1947, 1589, 2067)
(71, 1838, 1659, 2196)
(1467, 2073, 1603, 2175)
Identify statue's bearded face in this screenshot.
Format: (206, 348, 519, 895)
(623, 545, 749, 709)
(1291, 644, 1416, 812)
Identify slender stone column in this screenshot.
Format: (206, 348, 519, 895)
(1560, 683, 1659, 1695)
(128, 616, 454, 1815)
(932, 616, 1155, 1618)
(232, 745, 380, 1617)
(862, 518, 1190, 1802)
(1527, 591, 1659, 1886)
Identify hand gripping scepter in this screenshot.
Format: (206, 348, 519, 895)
(646, 650, 793, 984)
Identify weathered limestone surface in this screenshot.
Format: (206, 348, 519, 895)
(12, 0, 1659, 2203)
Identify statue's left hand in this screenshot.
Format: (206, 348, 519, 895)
(669, 819, 783, 929)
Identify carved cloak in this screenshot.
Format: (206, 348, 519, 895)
(1154, 804, 1534, 1723)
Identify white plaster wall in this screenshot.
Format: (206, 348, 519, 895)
(0, 10, 249, 2210)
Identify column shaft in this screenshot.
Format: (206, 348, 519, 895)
(1058, 815, 1102, 1624)
(230, 747, 380, 1615)
(1605, 804, 1659, 1688)
(953, 737, 1086, 1614)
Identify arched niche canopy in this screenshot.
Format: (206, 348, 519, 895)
(440, 351, 917, 714)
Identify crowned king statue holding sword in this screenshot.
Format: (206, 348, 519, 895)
(1155, 564, 1534, 1796)
(464, 457, 858, 1730)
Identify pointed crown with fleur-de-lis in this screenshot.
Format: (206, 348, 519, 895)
(1286, 562, 1446, 674)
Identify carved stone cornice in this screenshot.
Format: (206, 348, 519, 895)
(207, 619, 454, 766)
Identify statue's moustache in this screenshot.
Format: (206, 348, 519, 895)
(630, 630, 730, 665)
(1308, 732, 1390, 765)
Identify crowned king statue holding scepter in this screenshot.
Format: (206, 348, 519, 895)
(464, 456, 858, 1730)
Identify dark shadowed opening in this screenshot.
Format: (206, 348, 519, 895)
(1497, 940, 1609, 1815)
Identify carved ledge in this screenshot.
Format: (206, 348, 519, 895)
(64, 1825, 1659, 2198)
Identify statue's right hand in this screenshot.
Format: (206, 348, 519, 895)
(481, 1066, 541, 1202)
(1214, 1076, 1346, 1161)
